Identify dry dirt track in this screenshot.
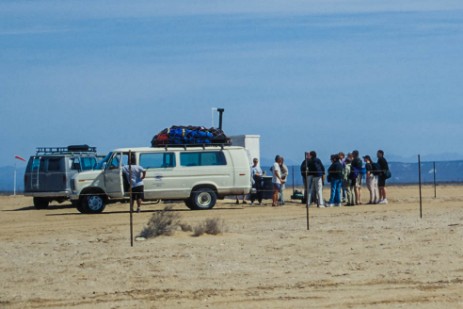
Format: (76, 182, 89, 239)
(1, 185, 463, 308)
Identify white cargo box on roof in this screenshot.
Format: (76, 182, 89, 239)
(230, 135, 260, 163)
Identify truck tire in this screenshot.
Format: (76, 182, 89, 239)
(33, 197, 49, 209)
(190, 187, 217, 210)
(72, 199, 86, 214)
(82, 194, 106, 214)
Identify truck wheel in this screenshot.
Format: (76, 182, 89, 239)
(72, 200, 86, 214)
(82, 194, 106, 214)
(190, 188, 217, 210)
(33, 197, 49, 209)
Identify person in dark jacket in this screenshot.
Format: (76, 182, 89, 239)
(351, 150, 363, 205)
(308, 151, 325, 207)
(377, 150, 390, 204)
(300, 152, 312, 204)
(327, 154, 343, 207)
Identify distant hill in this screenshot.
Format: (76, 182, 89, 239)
(261, 160, 463, 186)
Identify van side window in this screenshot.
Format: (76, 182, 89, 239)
(180, 152, 226, 167)
(140, 153, 175, 169)
(71, 158, 81, 171)
(108, 153, 129, 169)
(47, 158, 62, 172)
(81, 157, 96, 171)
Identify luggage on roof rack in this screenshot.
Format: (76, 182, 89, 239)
(151, 125, 231, 147)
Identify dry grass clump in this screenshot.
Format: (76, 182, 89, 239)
(180, 223, 193, 232)
(193, 218, 225, 237)
(139, 206, 181, 238)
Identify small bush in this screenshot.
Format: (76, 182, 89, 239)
(180, 223, 193, 232)
(139, 206, 181, 238)
(192, 225, 206, 237)
(193, 218, 225, 237)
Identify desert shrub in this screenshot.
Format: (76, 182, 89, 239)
(193, 218, 225, 237)
(192, 224, 206, 237)
(139, 206, 181, 238)
(180, 223, 193, 232)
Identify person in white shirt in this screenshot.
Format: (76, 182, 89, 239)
(272, 155, 285, 206)
(122, 156, 146, 213)
(250, 158, 264, 205)
(279, 157, 289, 205)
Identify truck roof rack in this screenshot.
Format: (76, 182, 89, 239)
(35, 145, 97, 155)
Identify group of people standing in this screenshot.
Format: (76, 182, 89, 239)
(249, 155, 289, 206)
(301, 149, 390, 207)
(249, 149, 390, 207)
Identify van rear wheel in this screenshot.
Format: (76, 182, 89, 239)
(190, 188, 217, 210)
(33, 197, 49, 209)
(184, 199, 194, 210)
(82, 194, 106, 214)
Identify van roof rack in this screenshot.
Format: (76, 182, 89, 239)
(157, 143, 229, 151)
(36, 145, 97, 155)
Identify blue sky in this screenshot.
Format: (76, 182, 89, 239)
(1, 0, 463, 166)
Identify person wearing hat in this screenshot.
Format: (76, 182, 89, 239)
(363, 155, 379, 204)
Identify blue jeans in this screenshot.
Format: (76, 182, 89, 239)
(329, 179, 342, 204)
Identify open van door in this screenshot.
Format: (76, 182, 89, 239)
(105, 152, 128, 198)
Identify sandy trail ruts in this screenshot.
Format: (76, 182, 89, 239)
(1, 185, 463, 308)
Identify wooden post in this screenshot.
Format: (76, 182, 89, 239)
(292, 165, 295, 194)
(129, 150, 134, 247)
(418, 155, 423, 219)
(433, 161, 437, 199)
(305, 152, 310, 230)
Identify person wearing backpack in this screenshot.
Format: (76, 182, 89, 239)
(377, 150, 390, 204)
(363, 155, 379, 204)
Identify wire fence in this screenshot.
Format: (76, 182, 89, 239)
(10, 159, 463, 202)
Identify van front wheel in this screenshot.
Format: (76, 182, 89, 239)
(190, 188, 217, 210)
(82, 194, 106, 214)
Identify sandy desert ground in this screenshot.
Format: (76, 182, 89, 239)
(1, 185, 463, 308)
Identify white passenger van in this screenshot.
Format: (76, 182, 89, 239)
(71, 146, 251, 213)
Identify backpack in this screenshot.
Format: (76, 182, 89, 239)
(371, 163, 381, 176)
(349, 167, 359, 180)
(384, 169, 392, 179)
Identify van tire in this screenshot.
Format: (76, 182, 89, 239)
(82, 194, 106, 214)
(190, 188, 217, 210)
(184, 199, 195, 210)
(33, 197, 49, 209)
